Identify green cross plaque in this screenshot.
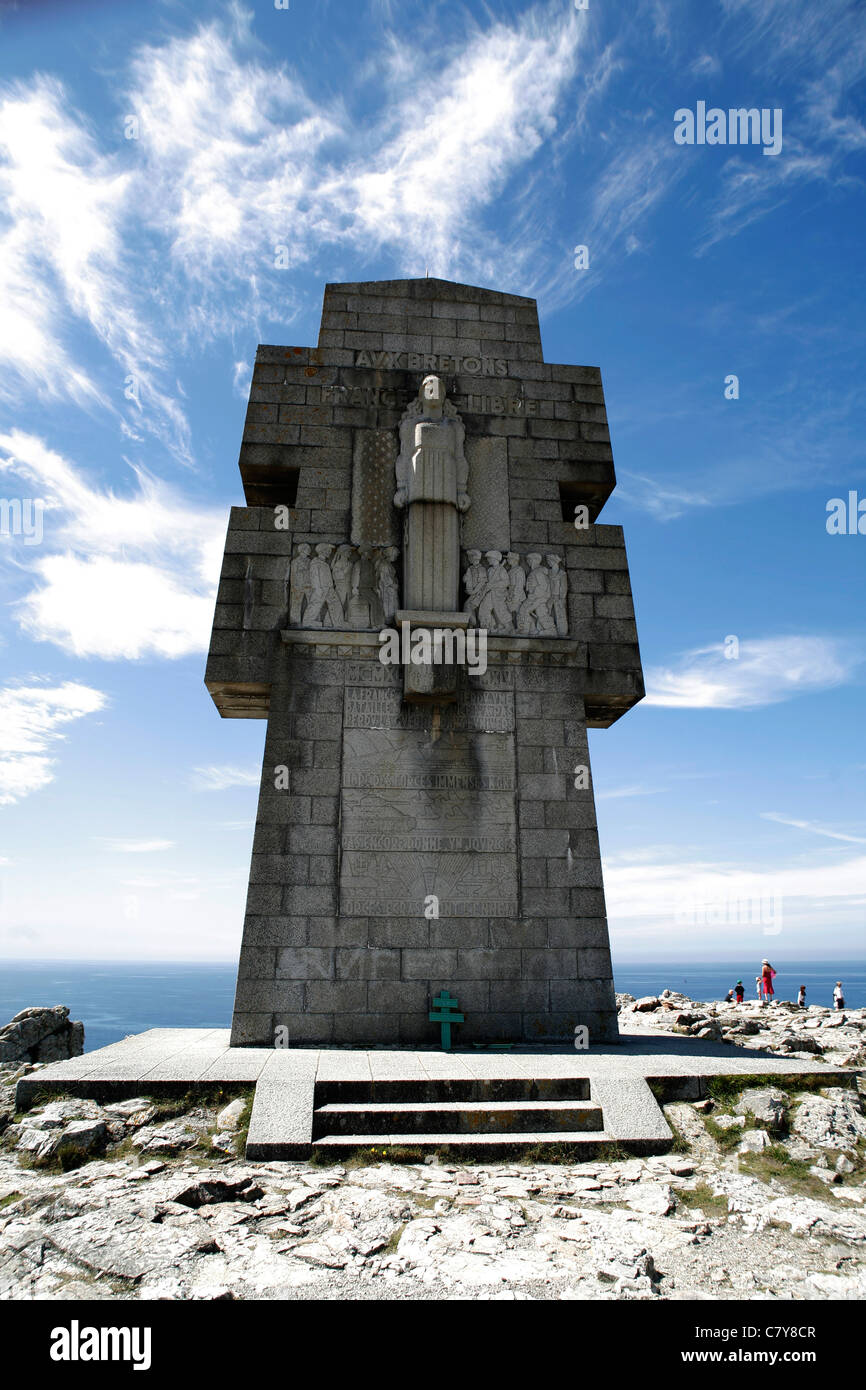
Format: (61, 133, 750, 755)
(428, 990, 464, 1051)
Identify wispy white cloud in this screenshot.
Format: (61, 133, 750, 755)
(192, 764, 260, 792)
(596, 783, 662, 801)
(0, 430, 224, 659)
(127, 5, 586, 296)
(0, 77, 192, 462)
(0, 680, 107, 805)
(644, 636, 858, 709)
(604, 846, 866, 923)
(698, 0, 866, 252)
(232, 361, 252, 399)
(98, 838, 176, 853)
(761, 812, 866, 845)
(689, 53, 721, 77)
(614, 471, 715, 521)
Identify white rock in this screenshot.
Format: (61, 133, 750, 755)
(738, 1130, 772, 1154)
(791, 1093, 866, 1150)
(625, 1184, 676, 1216)
(734, 1088, 788, 1130)
(217, 1099, 247, 1132)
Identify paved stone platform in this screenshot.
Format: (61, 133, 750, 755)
(14, 1029, 857, 1160)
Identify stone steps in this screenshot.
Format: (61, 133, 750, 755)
(315, 1077, 591, 1104)
(308, 1078, 609, 1154)
(313, 1099, 603, 1136)
(312, 1130, 615, 1156)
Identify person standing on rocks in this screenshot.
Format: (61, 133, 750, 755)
(761, 958, 777, 1006)
(797, 984, 807, 1008)
(735, 980, 744, 1004)
(755, 975, 763, 1001)
(834, 981, 845, 1010)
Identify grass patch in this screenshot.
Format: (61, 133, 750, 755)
(705, 1073, 855, 1107)
(0, 1190, 23, 1209)
(703, 1117, 747, 1151)
(663, 1113, 692, 1154)
(411, 1191, 443, 1212)
(739, 1146, 853, 1200)
(677, 1183, 729, 1217)
(308, 1144, 428, 1169)
(383, 1223, 407, 1255)
(234, 1095, 254, 1154)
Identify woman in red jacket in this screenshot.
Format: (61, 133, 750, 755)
(761, 958, 777, 1005)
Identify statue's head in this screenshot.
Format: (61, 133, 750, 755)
(506, 551, 519, 566)
(526, 553, 541, 568)
(316, 543, 334, 559)
(547, 554, 561, 569)
(484, 550, 502, 565)
(297, 543, 311, 557)
(420, 374, 445, 410)
(466, 549, 482, 564)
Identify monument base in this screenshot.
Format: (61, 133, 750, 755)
(15, 1029, 855, 1161)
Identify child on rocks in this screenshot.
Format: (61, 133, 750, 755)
(735, 980, 745, 1004)
(797, 984, 806, 1008)
(834, 981, 845, 1010)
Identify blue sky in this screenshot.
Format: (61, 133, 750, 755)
(0, 0, 863, 963)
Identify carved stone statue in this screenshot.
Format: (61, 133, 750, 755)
(376, 545, 400, 625)
(547, 554, 568, 637)
(461, 548, 567, 638)
(305, 543, 345, 628)
(395, 375, 469, 612)
(506, 552, 526, 619)
(289, 543, 312, 625)
(462, 549, 486, 626)
(347, 541, 383, 629)
(331, 543, 356, 612)
(518, 553, 556, 635)
(479, 549, 512, 633)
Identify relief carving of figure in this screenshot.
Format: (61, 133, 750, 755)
(546, 554, 568, 636)
(506, 552, 526, 619)
(462, 549, 486, 626)
(347, 541, 383, 629)
(331, 544, 357, 612)
(288, 543, 312, 625)
(305, 543, 345, 628)
(517, 553, 556, 635)
(376, 545, 400, 625)
(478, 549, 512, 634)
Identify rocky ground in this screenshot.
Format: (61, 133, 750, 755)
(617, 989, 866, 1072)
(0, 993, 864, 1302)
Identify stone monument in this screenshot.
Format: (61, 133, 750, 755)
(205, 278, 644, 1045)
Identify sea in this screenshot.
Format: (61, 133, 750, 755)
(0, 959, 863, 1053)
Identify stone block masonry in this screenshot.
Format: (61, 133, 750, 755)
(205, 278, 645, 1045)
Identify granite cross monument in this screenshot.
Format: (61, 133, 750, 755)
(205, 278, 644, 1045)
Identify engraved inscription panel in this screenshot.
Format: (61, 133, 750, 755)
(344, 686, 514, 733)
(339, 722, 518, 917)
